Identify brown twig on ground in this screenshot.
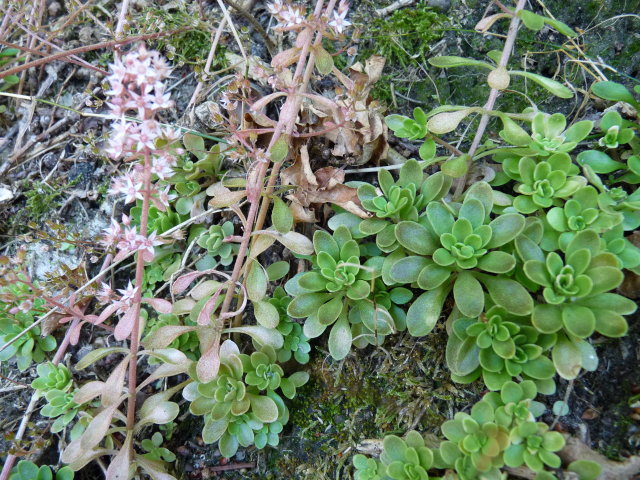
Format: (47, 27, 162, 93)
(210, 462, 255, 472)
(0, 28, 191, 79)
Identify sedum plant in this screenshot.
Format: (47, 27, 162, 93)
(447, 307, 556, 393)
(285, 226, 378, 360)
(522, 229, 637, 379)
(9, 461, 74, 480)
(195, 221, 238, 267)
(542, 186, 622, 251)
(0, 297, 56, 371)
(356, 160, 450, 252)
(387, 182, 533, 336)
(511, 154, 586, 214)
(353, 431, 434, 480)
(184, 340, 308, 457)
(32, 363, 73, 393)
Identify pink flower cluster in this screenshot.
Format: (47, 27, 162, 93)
(101, 45, 180, 262)
(267, 0, 351, 34)
(101, 215, 163, 263)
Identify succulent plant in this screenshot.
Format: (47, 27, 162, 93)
(9, 461, 74, 480)
(597, 111, 635, 149)
(379, 431, 434, 480)
(0, 297, 56, 371)
(131, 203, 187, 234)
(385, 108, 429, 140)
(439, 400, 510, 476)
(254, 420, 284, 449)
(141, 432, 176, 462)
(525, 229, 635, 340)
(483, 381, 546, 428)
(241, 345, 284, 391)
(503, 422, 564, 472)
(266, 288, 311, 364)
(286, 226, 375, 359)
(543, 186, 622, 251)
(196, 221, 238, 266)
(447, 307, 556, 392)
(185, 340, 307, 458)
(528, 113, 593, 157)
(32, 363, 73, 393)
(353, 454, 385, 480)
(386, 182, 533, 336)
(597, 186, 640, 231)
(41, 389, 81, 433)
(511, 154, 586, 214)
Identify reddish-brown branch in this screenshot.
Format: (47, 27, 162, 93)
(0, 28, 190, 79)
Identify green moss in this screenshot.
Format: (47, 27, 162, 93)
(358, 2, 445, 67)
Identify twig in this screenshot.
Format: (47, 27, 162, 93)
(0, 29, 190, 80)
(452, 0, 527, 199)
(375, 0, 415, 17)
(210, 462, 255, 472)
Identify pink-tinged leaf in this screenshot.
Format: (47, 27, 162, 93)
(270, 47, 300, 69)
(69, 321, 84, 345)
(143, 325, 198, 349)
(102, 356, 129, 407)
(136, 456, 177, 480)
(196, 344, 220, 383)
(251, 92, 287, 112)
(189, 280, 223, 301)
(114, 309, 137, 341)
(197, 287, 226, 326)
(97, 303, 120, 324)
(142, 297, 172, 313)
(223, 326, 284, 349)
(106, 434, 132, 480)
(171, 269, 217, 295)
(80, 404, 119, 451)
(172, 298, 196, 314)
(61, 439, 108, 471)
(74, 381, 105, 404)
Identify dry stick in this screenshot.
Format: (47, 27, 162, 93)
(452, 0, 527, 200)
(0, 28, 190, 79)
(126, 151, 152, 431)
(187, 17, 228, 109)
(216, 0, 330, 358)
(0, 39, 107, 75)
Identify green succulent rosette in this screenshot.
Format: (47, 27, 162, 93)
(195, 221, 238, 267)
(542, 186, 622, 251)
(447, 307, 556, 393)
(597, 111, 635, 149)
(42, 389, 81, 433)
(528, 113, 593, 156)
(512, 154, 586, 214)
(386, 182, 533, 336)
(32, 363, 73, 393)
(503, 422, 564, 472)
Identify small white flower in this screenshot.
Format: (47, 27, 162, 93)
(329, 9, 351, 34)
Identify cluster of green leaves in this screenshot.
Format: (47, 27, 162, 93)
(0, 290, 55, 371)
(354, 381, 600, 480)
(0, 47, 21, 93)
(32, 363, 83, 433)
(184, 340, 308, 458)
(9, 461, 74, 480)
